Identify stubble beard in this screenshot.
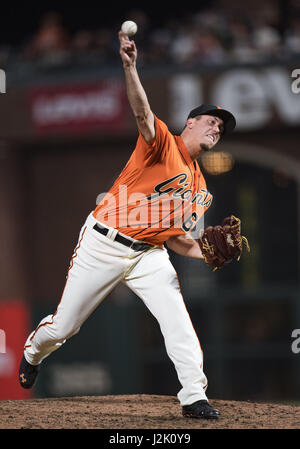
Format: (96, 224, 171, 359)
(200, 143, 212, 152)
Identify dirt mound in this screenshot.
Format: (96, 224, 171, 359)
(0, 394, 299, 429)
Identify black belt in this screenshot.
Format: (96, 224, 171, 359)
(93, 223, 153, 252)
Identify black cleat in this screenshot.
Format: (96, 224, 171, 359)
(18, 355, 40, 389)
(182, 400, 220, 419)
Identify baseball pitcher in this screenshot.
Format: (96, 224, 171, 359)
(19, 30, 249, 419)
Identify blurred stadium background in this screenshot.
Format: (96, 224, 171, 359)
(0, 0, 300, 403)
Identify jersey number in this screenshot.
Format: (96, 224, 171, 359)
(182, 212, 198, 233)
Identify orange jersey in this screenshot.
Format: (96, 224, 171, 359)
(93, 115, 213, 246)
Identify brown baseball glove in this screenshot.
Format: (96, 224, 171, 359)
(198, 215, 250, 271)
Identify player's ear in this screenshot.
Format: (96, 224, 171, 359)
(185, 118, 194, 129)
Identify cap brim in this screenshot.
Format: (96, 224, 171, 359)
(204, 108, 236, 134)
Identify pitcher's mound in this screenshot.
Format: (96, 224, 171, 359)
(0, 394, 299, 429)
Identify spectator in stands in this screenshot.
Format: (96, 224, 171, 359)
(23, 11, 70, 64)
(192, 28, 226, 64)
(227, 19, 259, 62)
(170, 24, 197, 64)
(10, 3, 300, 68)
(284, 17, 300, 54)
(147, 28, 172, 63)
(252, 20, 282, 59)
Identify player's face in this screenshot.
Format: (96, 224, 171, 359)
(182, 114, 225, 160)
(194, 115, 224, 151)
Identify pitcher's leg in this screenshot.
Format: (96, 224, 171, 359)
(24, 224, 125, 366)
(125, 247, 208, 406)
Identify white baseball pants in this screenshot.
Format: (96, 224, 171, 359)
(24, 212, 208, 405)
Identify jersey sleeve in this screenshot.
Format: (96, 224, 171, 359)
(134, 115, 173, 166)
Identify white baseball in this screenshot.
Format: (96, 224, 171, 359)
(121, 20, 138, 37)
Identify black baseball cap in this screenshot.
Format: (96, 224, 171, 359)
(187, 104, 236, 134)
